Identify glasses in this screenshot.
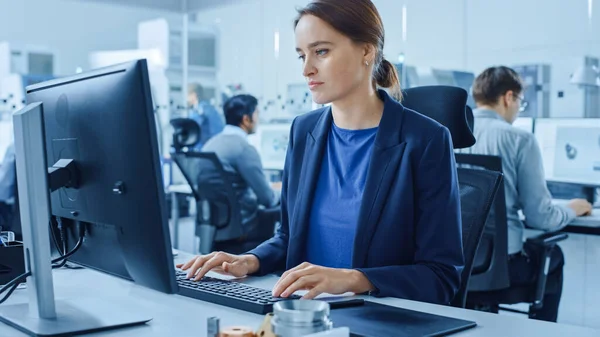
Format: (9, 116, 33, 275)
(518, 100, 529, 113)
(510, 92, 527, 112)
(513, 92, 525, 101)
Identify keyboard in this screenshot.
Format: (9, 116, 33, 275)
(175, 270, 301, 314)
(570, 209, 600, 226)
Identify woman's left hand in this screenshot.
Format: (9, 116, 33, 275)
(272, 262, 375, 299)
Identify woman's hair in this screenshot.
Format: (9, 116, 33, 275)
(294, 0, 402, 101)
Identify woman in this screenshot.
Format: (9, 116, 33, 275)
(178, 0, 464, 305)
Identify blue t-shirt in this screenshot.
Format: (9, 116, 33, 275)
(306, 122, 378, 269)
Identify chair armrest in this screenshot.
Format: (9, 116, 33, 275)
(526, 232, 567, 312)
(526, 232, 568, 247)
(258, 206, 280, 215)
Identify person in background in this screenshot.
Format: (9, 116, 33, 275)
(0, 143, 17, 234)
(201, 94, 280, 252)
(178, 0, 464, 305)
(188, 83, 224, 151)
(459, 66, 592, 322)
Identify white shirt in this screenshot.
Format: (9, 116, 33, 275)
(221, 125, 248, 141)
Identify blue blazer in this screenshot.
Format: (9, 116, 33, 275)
(249, 90, 464, 304)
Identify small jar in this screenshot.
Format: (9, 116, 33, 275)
(271, 300, 333, 337)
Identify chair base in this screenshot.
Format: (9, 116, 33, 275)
(498, 306, 529, 315)
(467, 302, 537, 319)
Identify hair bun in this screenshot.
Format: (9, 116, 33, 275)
(375, 59, 402, 101)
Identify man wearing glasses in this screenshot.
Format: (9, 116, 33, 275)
(458, 66, 592, 322)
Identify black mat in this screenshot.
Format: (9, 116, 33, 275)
(330, 300, 477, 337)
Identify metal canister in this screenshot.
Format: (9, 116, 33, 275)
(271, 300, 333, 337)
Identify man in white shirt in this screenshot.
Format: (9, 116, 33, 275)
(459, 66, 592, 322)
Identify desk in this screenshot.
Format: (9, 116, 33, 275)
(551, 199, 600, 236)
(563, 211, 600, 236)
(1, 254, 599, 337)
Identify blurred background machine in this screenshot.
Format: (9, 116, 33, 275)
(513, 64, 551, 118)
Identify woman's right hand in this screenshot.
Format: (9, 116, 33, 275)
(175, 252, 260, 281)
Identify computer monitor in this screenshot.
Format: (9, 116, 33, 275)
(0, 60, 176, 335)
(512, 117, 534, 133)
(403, 66, 419, 88)
(534, 118, 600, 186)
(251, 123, 291, 171)
(451, 71, 475, 107)
(431, 69, 456, 86)
(29, 59, 176, 293)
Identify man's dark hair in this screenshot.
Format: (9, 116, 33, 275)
(472, 66, 523, 105)
(223, 94, 258, 126)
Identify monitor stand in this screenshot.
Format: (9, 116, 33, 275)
(0, 299, 152, 337)
(0, 103, 151, 336)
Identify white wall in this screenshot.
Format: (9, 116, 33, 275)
(196, 0, 600, 117)
(193, 0, 310, 119)
(1, 0, 596, 115)
(0, 0, 181, 76)
(466, 0, 600, 117)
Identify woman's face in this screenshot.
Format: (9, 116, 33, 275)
(295, 15, 373, 105)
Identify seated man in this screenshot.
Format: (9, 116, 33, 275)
(459, 66, 592, 322)
(188, 83, 225, 151)
(202, 94, 280, 253)
(0, 143, 17, 236)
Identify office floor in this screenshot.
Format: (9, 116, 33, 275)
(169, 218, 600, 330)
(510, 229, 600, 329)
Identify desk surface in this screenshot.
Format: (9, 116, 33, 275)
(568, 209, 600, 227)
(551, 200, 600, 234)
(1, 254, 599, 337)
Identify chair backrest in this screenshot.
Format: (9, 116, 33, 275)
(11, 182, 21, 241)
(171, 152, 244, 242)
(402, 86, 476, 149)
(454, 154, 511, 293)
(2, 161, 21, 241)
(466, 105, 474, 132)
(451, 167, 503, 308)
(401, 86, 499, 306)
(170, 118, 201, 152)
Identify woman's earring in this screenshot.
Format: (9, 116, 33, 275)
(365, 61, 369, 66)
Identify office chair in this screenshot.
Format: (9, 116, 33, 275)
(402, 85, 476, 149)
(172, 152, 279, 255)
(172, 152, 243, 254)
(10, 194, 21, 242)
(455, 154, 511, 293)
(0, 162, 21, 241)
(465, 105, 474, 132)
(402, 85, 504, 308)
(450, 167, 503, 308)
(170, 118, 200, 152)
(457, 153, 569, 319)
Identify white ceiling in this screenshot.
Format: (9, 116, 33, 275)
(70, 0, 249, 13)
